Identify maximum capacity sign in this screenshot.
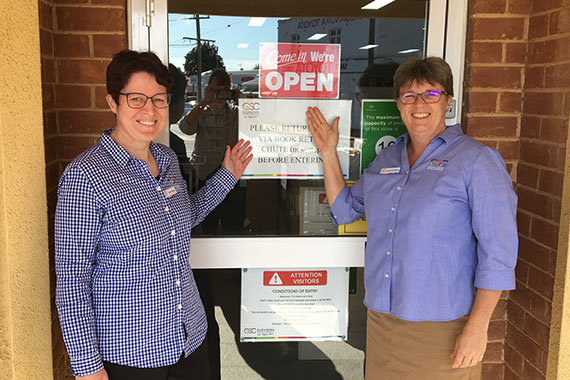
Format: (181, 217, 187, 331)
(259, 43, 341, 99)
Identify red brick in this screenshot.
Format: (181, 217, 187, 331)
(497, 140, 519, 160)
(40, 29, 53, 56)
(93, 34, 127, 58)
(506, 323, 543, 369)
(517, 186, 557, 219)
(550, 8, 570, 35)
(504, 366, 518, 380)
(92, 0, 125, 4)
(532, 0, 570, 13)
(44, 110, 57, 136)
(59, 110, 115, 134)
(545, 62, 570, 88)
(469, 66, 522, 89)
(499, 92, 522, 112)
(95, 86, 110, 109)
(44, 135, 60, 164)
(479, 139, 498, 149)
(466, 116, 518, 137)
(483, 343, 503, 363)
(55, 85, 92, 108)
(523, 92, 564, 116)
(492, 299, 508, 320)
(539, 168, 564, 196)
(518, 236, 553, 273)
(46, 162, 61, 193)
(515, 259, 530, 286)
(53, 34, 90, 58)
(60, 136, 99, 159)
(466, 42, 503, 63)
(508, 300, 526, 328)
(58, 59, 108, 84)
(508, 0, 531, 14)
(488, 320, 507, 340)
(471, 0, 506, 14)
(471, 17, 526, 40)
(530, 217, 559, 250)
(482, 362, 504, 379)
(517, 211, 532, 236)
(505, 43, 527, 64)
(523, 312, 551, 349)
(56, 7, 126, 32)
(54, 0, 88, 3)
(39, 1, 54, 30)
(527, 267, 554, 302)
(524, 66, 545, 89)
(42, 57, 56, 83)
(43, 83, 55, 110)
(529, 14, 549, 39)
(522, 140, 565, 170)
(504, 341, 524, 375)
(466, 91, 497, 112)
(517, 164, 539, 188)
(522, 361, 546, 380)
(528, 40, 557, 64)
(540, 118, 568, 143)
(520, 116, 541, 139)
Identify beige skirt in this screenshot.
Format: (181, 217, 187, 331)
(365, 309, 482, 380)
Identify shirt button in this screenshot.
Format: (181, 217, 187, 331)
(165, 206, 169, 212)
(173, 255, 178, 261)
(386, 251, 391, 256)
(171, 230, 176, 236)
(176, 280, 181, 286)
(397, 186, 401, 191)
(391, 207, 396, 212)
(156, 186, 161, 191)
(388, 228, 393, 233)
(385, 274, 390, 278)
(177, 304, 182, 310)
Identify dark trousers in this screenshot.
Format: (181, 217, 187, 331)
(103, 339, 210, 380)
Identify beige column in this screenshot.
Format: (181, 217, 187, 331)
(0, 1, 53, 379)
(547, 118, 570, 380)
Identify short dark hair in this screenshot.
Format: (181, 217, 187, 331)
(208, 69, 231, 87)
(393, 56, 453, 99)
(106, 50, 173, 104)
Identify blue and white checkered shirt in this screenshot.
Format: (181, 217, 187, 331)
(55, 129, 236, 376)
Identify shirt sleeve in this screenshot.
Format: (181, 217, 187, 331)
(178, 112, 198, 135)
(188, 167, 237, 227)
(54, 166, 104, 376)
(468, 147, 518, 290)
(330, 177, 366, 225)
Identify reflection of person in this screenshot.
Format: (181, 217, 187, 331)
(55, 50, 252, 380)
(307, 56, 517, 379)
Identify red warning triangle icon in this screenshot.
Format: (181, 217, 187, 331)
(269, 272, 283, 285)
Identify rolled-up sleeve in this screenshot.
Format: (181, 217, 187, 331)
(468, 147, 518, 290)
(55, 167, 104, 376)
(330, 178, 366, 225)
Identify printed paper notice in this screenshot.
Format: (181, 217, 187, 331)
(240, 267, 349, 342)
(239, 98, 351, 179)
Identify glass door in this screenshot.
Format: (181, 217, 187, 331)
(128, 1, 467, 379)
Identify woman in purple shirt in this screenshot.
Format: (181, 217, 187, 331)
(306, 56, 517, 379)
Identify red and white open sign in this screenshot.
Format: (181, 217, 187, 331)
(263, 270, 328, 286)
(259, 43, 340, 99)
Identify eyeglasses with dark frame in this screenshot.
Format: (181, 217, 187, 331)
(119, 92, 172, 109)
(397, 90, 449, 104)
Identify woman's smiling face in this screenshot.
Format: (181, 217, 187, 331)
(396, 80, 451, 142)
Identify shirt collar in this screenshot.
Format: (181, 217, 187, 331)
(100, 129, 171, 170)
(395, 123, 463, 146)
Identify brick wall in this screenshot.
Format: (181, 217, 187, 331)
(464, 0, 568, 379)
(38, 0, 127, 378)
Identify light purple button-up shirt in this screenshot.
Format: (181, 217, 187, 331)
(331, 124, 518, 322)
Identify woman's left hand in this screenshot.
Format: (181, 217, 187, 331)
(450, 324, 487, 368)
(222, 139, 253, 180)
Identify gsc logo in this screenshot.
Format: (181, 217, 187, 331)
(242, 102, 260, 111)
(243, 328, 257, 334)
(428, 159, 448, 167)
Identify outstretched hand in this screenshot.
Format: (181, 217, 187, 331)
(222, 139, 253, 180)
(306, 106, 340, 158)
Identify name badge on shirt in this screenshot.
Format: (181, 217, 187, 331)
(164, 186, 178, 198)
(380, 167, 400, 175)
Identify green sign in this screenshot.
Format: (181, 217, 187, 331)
(360, 100, 407, 173)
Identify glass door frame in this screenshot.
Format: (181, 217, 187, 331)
(127, 0, 468, 269)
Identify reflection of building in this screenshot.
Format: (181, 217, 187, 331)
(278, 17, 424, 131)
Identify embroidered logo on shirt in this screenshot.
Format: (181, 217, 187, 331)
(427, 159, 448, 171)
(169, 176, 176, 185)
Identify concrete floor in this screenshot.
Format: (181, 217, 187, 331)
(210, 269, 366, 380)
